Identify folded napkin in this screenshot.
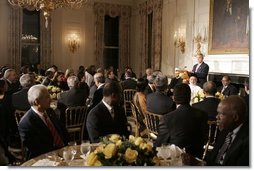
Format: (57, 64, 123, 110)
(32, 159, 59, 166)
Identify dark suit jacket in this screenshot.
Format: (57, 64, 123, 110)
(0, 95, 17, 143)
(168, 76, 183, 90)
(144, 84, 155, 96)
(192, 97, 220, 120)
(58, 87, 88, 107)
(156, 104, 208, 158)
(121, 78, 137, 90)
(89, 84, 105, 110)
(41, 77, 52, 86)
(218, 84, 238, 96)
(207, 122, 249, 166)
(146, 91, 175, 115)
(5, 81, 20, 95)
(86, 102, 129, 143)
(18, 108, 69, 159)
(192, 62, 209, 87)
(12, 87, 30, 111)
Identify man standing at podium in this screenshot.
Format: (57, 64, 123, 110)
(191, 53, 209, 88)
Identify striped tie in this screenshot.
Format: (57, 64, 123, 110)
(43, 113, 64, 148)
(215, 132, 233, 165)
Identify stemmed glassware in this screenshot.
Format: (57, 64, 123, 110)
(80, 140, 91, 159)
(63, 149, 75, 166)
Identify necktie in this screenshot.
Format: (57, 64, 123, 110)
(221, 87, 226, 93)
(215, 132, 233, 165)
(43, 113, 64, 148)
(110, 108, 115, 119)
(195, 64, 200, 72)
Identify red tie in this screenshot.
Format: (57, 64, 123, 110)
(43, 113, 64, 148)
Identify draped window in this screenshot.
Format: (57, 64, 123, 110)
(9, 8, 51, 70)
(94, 3, 131, 75)
(139, 0, 162, 72)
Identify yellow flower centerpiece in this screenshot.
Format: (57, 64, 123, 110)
(192, 89, 205, 103)
(47, 85, 62, 100)
(86, 135, 159, 166)
(215, 92, 225, 101)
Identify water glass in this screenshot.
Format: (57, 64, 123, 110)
(80, 141, 91, 158)
(63, 149, 75, 165)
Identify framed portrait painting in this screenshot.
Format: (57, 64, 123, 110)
(208, 0, 249, 54)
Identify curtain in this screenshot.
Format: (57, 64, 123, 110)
(94, 3, 131, 75)
(9, 8, 51, 70)
(139, 0, 162, 72)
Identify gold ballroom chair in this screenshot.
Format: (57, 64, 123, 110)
(123, 89, 137, 116)
(130, 102, 140, 137)
(144, 111, 162, 140)
(65, 105, 88, 143)
(12, 110, 27, 162)
(202, 120, 218, 160)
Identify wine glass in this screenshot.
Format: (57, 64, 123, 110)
(80, 140, 91, 159)
(68, 141, 77, 156)
(63, 149, 75, 166)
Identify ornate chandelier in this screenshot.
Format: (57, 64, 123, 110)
(8, 0, 87, 28)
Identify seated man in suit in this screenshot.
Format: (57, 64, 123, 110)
(88, 72, 105, 110)
(218, 75, 238, 97)
(146, 74, 175, 115)
(192, 81, 220, 120)
(3, 69, 20, 95)
(207, 96, 249, 166)
(156, 83, 207, 159)
(57, 75, 89, 124)
(168, 68, 183, 96)
(86, 82, 130, 143)
(144, 74, 156, 95)
(19, 85, 69, 159)
(120, 71, 137, 90)
(12, 74, 35, 111)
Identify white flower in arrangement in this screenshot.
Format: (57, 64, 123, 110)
(47, 85, 62, 100)
(192, 89, 205, 104)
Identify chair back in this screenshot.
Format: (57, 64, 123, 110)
(65, 105, 87, 143)
(14, 110, 27, 125)
(144, 111, 162, 140)
(130, 102, 140, 136)
(14, 110, 27, 162)
(202, 120, 218, 160)
(123, 89, 137, 116)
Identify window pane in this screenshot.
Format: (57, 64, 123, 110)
(21, 45, 40, 66)
(104, 15, 119, 46)
(103, 48, 119, 70)
(22, 9, 40, 43)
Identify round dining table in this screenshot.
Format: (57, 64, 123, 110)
(21, 145, 86, 166)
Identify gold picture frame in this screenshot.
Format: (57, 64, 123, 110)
(208, 0, 249, 54)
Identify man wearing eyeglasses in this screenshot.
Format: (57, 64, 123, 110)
(218, 75, 238, 97)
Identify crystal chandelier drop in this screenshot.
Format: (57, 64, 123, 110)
(8, 0, 87, 28)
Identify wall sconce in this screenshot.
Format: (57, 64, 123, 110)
(174, 30, 185, 54)
(194, 26, 207, 55)
(68, 33, 80, 54)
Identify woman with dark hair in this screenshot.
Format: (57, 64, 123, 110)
(133, 78, 148, 136)
(105, 69, 119, 83)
